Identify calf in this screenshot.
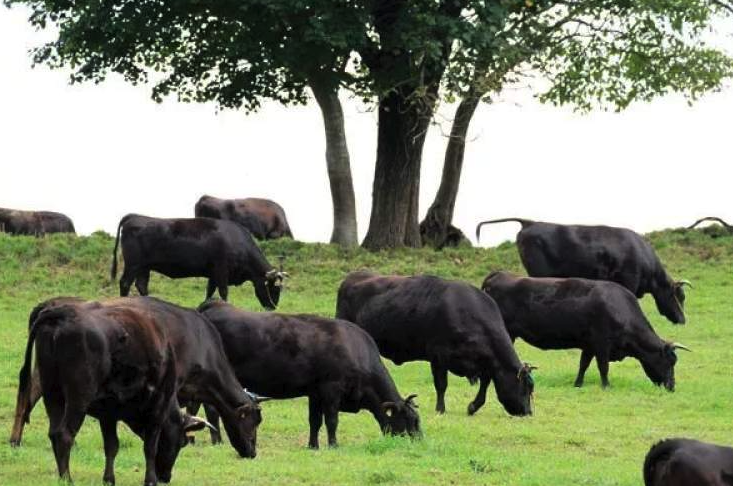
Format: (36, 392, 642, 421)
(482, 271, 690, 390)
(336, 271, 535, 417)
(15, 296, 263, 486)
(196, 300, 421, 449)
(644, 438, 733, 486)
(111, 214, 287, 308)
(475, 218, 690, 324)
(0, 207, 75, 235)
(195, 195, 293, 240)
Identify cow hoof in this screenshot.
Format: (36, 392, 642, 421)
(574, 382, 583, 388)
(467, 403, 477, 415)
(308, 443, 319, 450)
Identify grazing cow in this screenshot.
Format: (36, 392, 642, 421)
(475, 218, 691, 324)
(195, 195, 293, 240)
(482, 271, 690, 390)
(336, 271, 536, 417)
(111, 214, 287, 308)
(194, 300, 421, 449)
(644, 438, 733, 486)
(0, 207, 75, 235)
(15, 296, 264, 486)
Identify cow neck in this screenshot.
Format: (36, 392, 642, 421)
(629, 319, 665, 358)
(249, 248, 273, 281)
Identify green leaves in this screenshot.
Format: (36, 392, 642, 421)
(4, 0, 732, 113)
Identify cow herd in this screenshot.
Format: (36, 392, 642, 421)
(2, 200, 731, 486)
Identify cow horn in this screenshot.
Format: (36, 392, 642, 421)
(672, 343, 692, 352)
(244, 388, 272, 403)
(676, 280, 693, 289)
(404, 394, 418, 407)
(195, 417, 219, 433)
(184, 415, 219, 433)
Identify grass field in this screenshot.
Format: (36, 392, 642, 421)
(0, 227, 731, 486)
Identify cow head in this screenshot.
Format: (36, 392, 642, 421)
(382, 394, 422, 438)
(257, 262, 289, 310)
(641, 342, 691, 392)
(219, 393, 265, 459)
(494, 363, 536, 416)
(156, 408, 218, 483)
(655, 280, 692, 324)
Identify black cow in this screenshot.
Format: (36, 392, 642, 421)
(475, 218, 691, 324)
(482, 271, 690, 390)
(111, 214, 287, 308)
(336, 271, 535, 417)
(15, 296, 264, 486)
(644, 438, 733, 486)
(195, 195, 293, 240)
(0, 207, 75, 235)
(195, 300, 421, 449)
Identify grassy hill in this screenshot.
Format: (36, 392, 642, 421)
(0, 227, 731, 485)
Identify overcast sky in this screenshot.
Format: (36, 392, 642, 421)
(1, 7, 732, 247)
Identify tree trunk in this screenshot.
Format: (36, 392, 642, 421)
(310, 82, 359, 247)
(420, 95, 481, 248)
(362, 89, 434, 250)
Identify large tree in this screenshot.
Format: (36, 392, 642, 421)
(420, 0, 733, 247)
(7, 0, 732, 250)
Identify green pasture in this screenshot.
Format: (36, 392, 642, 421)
(0, 227, 731, 485)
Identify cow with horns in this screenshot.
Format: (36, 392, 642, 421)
(482, 271, 690, 390)
(111, 214, 288, 309)
(193, 300, 422, 449)
(336, 271, 536, 417)
(475, 218, 692, 324)
(13, 296, 265, 486)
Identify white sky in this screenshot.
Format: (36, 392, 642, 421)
(1, 7, 732, 247)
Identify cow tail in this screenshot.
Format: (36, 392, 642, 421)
(475, 218, 534, 242)
(17, 309, 59, 408)
(642, 439, 678, 486)
(687, 216, 732, 230)
(110, 215, 128, 281)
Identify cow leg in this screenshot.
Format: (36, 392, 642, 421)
(119, 268, 136, 297)
(49, 407, 86, 482)
(574, 350, 594, 388)
(100, 419, 119, 485)
(595, 350, 611, 388)
(430, 362, 448, 414)
(307, 395, 323, 450)
(142, 426, 162, 486)
(205, 279, 217, 301)
(134, 270, 150, 296)
(10, 364, 42, 446)
(211, 265, 229, 301)
(323, 402, 340, 448)
(467, 375, 491, 416)
(203, 404, 223, 445)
